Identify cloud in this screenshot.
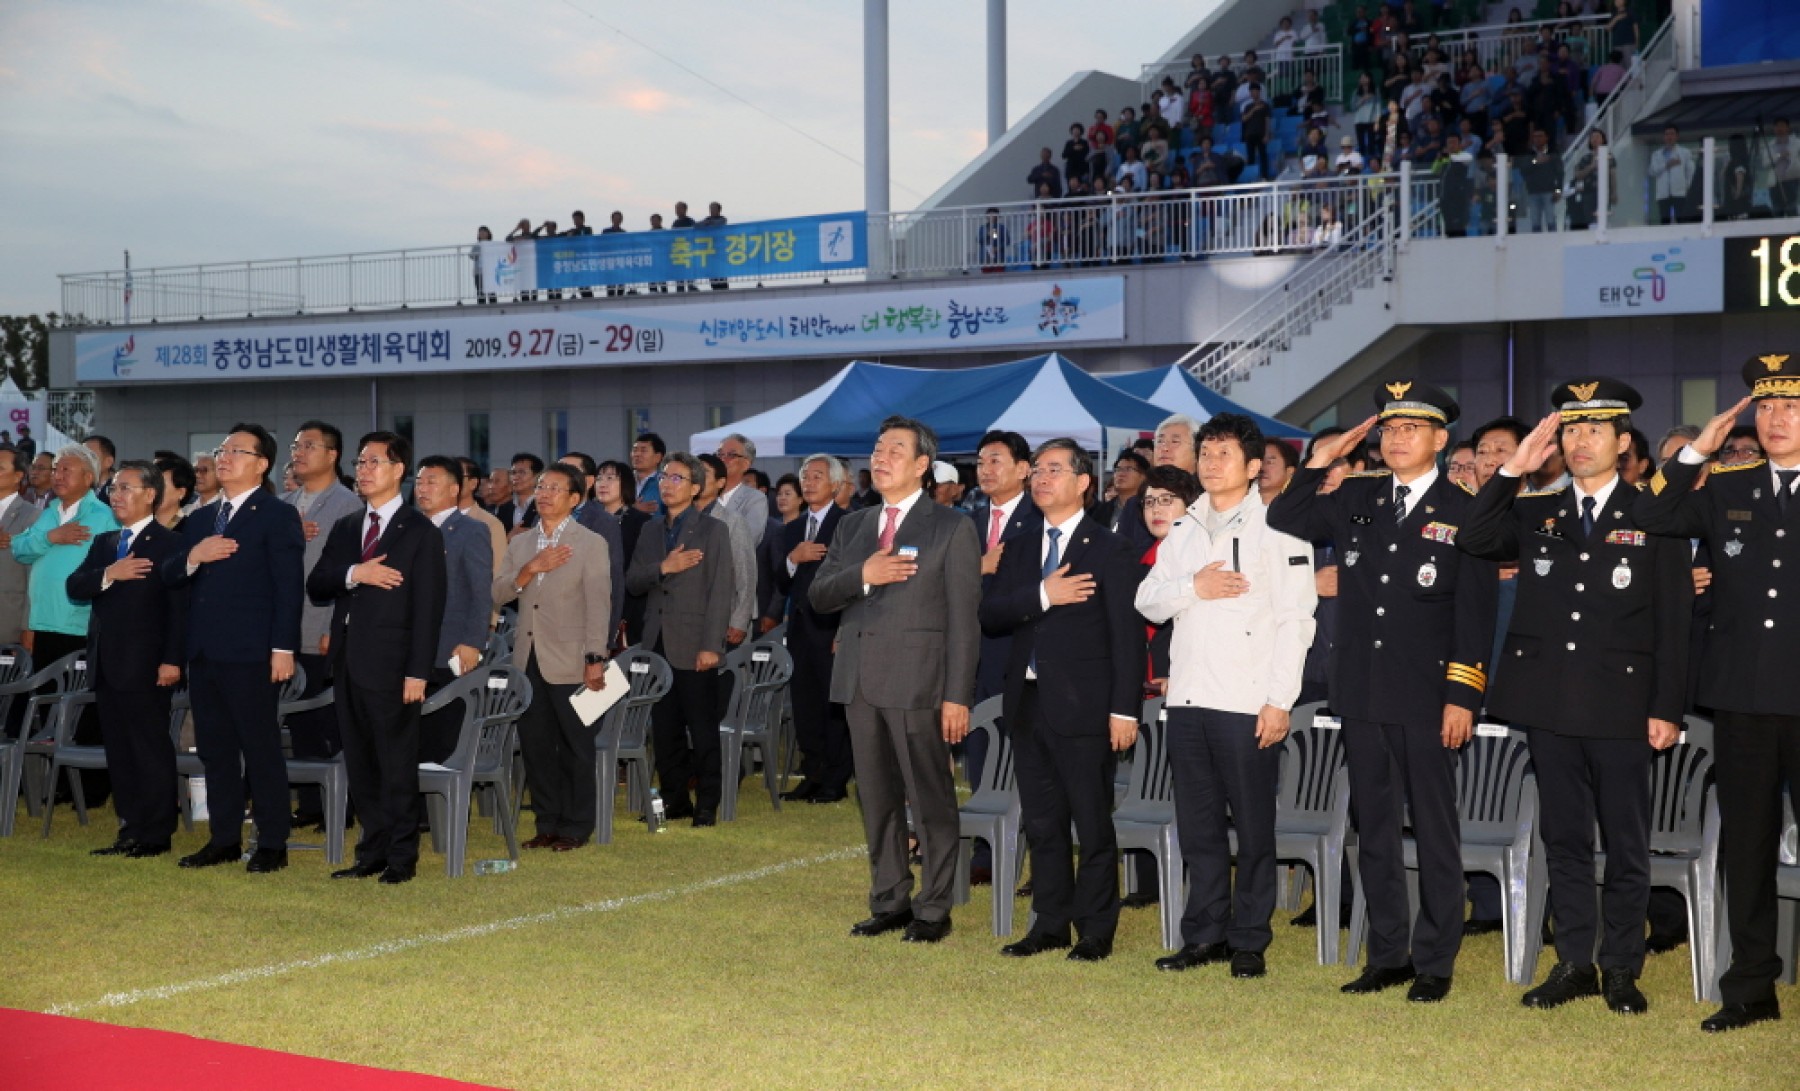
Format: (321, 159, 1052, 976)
(95, 92, 199, 130)
(236, 0, 298, 31)
(620, 85, 675, 114)
(331, 116, 632, 196)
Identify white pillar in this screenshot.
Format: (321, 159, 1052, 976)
(865, 0, 891, 276)
(1596, 151, 1610, 238)
(1702, 136, 1715, 233)
(987, 0, 1007, 146)
(1399, 161, 1413, 248)
(1495, 152, 1510, 245)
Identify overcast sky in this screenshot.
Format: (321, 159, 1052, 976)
(0, 0, 1216, 316)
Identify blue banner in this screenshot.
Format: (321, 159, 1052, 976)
(480, 212, 865, 293)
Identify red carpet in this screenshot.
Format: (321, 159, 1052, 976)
(0, 1008, 508, 1090)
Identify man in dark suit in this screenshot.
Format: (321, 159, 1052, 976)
(1091, 449, 1154, 556)
(1634, 353, 1800, 1033)
(413, 456, 495, 765)
(810, 415, 981, 944)
(160, 423, 305, 874)
(1460, 380, 1690, 1015)
(624, 452, 735, 826)
(307, 433, 447, 884)
(773, 454, 850, 803)
(980, 438, 1145, 961)
(496, 452, 543, 534)
(1268, 382, 1498, 1003)
(67, 461, 187, 859)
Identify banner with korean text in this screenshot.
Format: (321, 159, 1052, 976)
(73, 277, 1127, 385)
(478, 212, 866, 294)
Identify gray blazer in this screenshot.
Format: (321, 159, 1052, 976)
(283, 480, 362, 654)
(435, 509, 494, 665)
(0, 494, 37, 641)
(720, 483, 767, 547)
(809, 497, 981, 711)
(625, 510, 734, 669)
(493, 519, 612, 686)
(703, 500, 758, 634)
(571, 500, 626, 637)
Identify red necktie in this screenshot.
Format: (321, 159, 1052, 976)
(360, 511, 381, 561)
(987, 507, 1005, 551)
(878, 506, 900, 551)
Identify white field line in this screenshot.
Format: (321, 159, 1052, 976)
(46, 846, 863, 1017)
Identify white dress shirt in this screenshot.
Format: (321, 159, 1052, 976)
(862, 488, 924, 595)
(99, 515, 156, 591)
(1391, 465, 1439, 520)
(1025, 508, 1087, 682)
(786, 501, 835, 577)
(345, 494, 404, 587)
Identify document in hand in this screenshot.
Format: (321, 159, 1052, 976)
(569, 660, 629, 725)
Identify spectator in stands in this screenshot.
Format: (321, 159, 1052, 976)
(977, 208, 1009, 273)
(1399, 0, 1426, 37)
(670, 201, 698, 292)
(1501, 90, 1533, 157)
(1591, 49, 1628, 100)
(1061, 123, 1091, 187)
(1401, 67, 1432, 133)
(698, 203, 729, 290)
(1240, 84, 1273, 179)
(1157, 78, 1186, 129)
(1459, 63, 1492, 139)
(1117, 145, 1148, 193)
(1088, 109, 1115, 177)
(1028, 147, 1063, 200)
(1648, 125, 1695, 224)
(1767, 117, 1799, 217)
(1332, 134, 1366, 177)
(1605, 0, 1639, 57)
(597, 211, 628, 298)
(505, 218, 539, 301)
(1382, 53, 1413, 112)
(1348, 73, 1380, 161)
(1311, 204, 1344, 249)
(1115, 105, 1141, 158)
(1272, 16, 1298, 63)
(1439, 133, 1478, 236)
(472, 226, 494, 304)
(1413, 116, 1446, 166)
(1521, 127, 1564, 232)
(1141, 127, 1170, 174)
(644, 212, 669, 293)
(1302, 9, 1328, 52)
(1719, 133, 1755, 221)
(1209, 62, 1237, 124)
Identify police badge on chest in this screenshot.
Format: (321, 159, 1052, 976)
(1417, 561, 1438, 588)
(1612, 561, 1632, 590)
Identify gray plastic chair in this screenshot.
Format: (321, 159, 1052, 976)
(952, 697, 1019, 937)
(0, 645, 36, 836)
(1113, 697, 1183, 950)
(38, 689, 110, 837)
(593, 647, 672, 844)
(274, 666, 346, 863)
(14, 652, 92, 828)
(1271, 704, 1353, 965)
(719, 640, 795, 821)
(420, 666, 531, 877)
(1348, 725, 1545, 984)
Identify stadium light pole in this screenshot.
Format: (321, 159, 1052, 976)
(987, 0, 1007, 146)
(865, 0, 891, 276)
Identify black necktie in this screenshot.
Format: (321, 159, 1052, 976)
(1393, 484, 1410, 526)
(1779, 470, 1797, 516)
(1580, 496, 1596, 538)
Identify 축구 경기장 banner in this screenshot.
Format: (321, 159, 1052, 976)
(73, 277, 1127, 384)
(479, 212, 866, 294)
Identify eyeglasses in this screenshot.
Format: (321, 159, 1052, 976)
(212, 446, 261, 461)
(1374, 421, 1433, 440)
(533, 483, 570, 495)
(1143, 493, 1184, 510)
(659, 472, 692, 485)
(112, 484, 154, 495)
(352, 458, 400, 469)
(715, 450, 747, 461)
(1030, 464, 1080, 479)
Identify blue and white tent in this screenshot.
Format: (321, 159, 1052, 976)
(1102, 365, 1311, 441)
(691, 353, 1169, 458)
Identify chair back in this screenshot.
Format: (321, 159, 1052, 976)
(0, 645, 33, 733)
(963, 696, 1012, 804)
(20, 652, 91, 743)
(421, 668, 495, 773)
(276, 662, 309, 709)
(601, 648, 672, 752)
(468, 666, 532, 773)
(1117, 704, 1177, 815)
(721, 641, 794, 736)
(1456, 726, 1533, 839)
(1647, 713, 1716, 855)
(1275, 702, 1344, 827)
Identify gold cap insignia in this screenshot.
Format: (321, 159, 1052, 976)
(1761, 354, 1789, 373)
(1385, 380, 1413, 400)
(1568, 382, 1599, 402)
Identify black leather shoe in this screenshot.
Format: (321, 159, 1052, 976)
(1000, 932, 1071, 957)
(850, 909, 914, 937)
(245, 847, 288, 874)
(808, 788, 848, 804)
(1121, 892, 1159, 909)
(1644, 930, 1688, 955)
(691, 811, 716, 828)
(1407, 974, 1453, 1003)
(901, 918, 952, 944)
(125, 842, 171, 859)
(291, 810, 326, 832)
(1015, 879, 1034, 898)
(1522, 962, 1600, 1009)
(1290, 904, 1318, 927)
(1230, 950, 1267, 978)
(967, 866, 993, 887)
(1602, 969, 1648, 1014)
(1700, 1000, 1780, 1033)
(522, 833, 559, 849)
(178, 842, 241, 869)
(779, 781, 818, 802)
(1342, 964, 1416, 994)
(1067, 937, 1112, 962)
(91, 838, 138, 857)
(378, 865, 416, 885)
(1155, 942, 1230, 972)
(331, 861, 385, 880)
(1463, 917, 1503, 936)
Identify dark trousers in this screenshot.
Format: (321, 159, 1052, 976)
(790, 635, 851, 792)
(288, 651, 339, 814)
(188, 656, 288, 850)
(517, 653, 602, 840)
(846, 692, 959, 921)
(650, 657, 723, 814)
(1342, 717, 1464, 977)
(96, 686, 176, 844)
(1013, 682, 1120, 943)
(337, 674, 423, 869)
(419, 665, 465, 766)
(35, 631, 106, 804)
(1169, 706, 1282, 952)
(1714, 710, 1800, 1004)
(1529, 728, 1652, 974)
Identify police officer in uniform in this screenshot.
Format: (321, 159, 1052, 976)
(1459, 379, 1690, 1015)
(1268, 382, 1498, 1003)
(1635, 353, 1800, 1033)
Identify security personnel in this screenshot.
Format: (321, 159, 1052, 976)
(1634, 353, 1800, 1034)
(1460, 379, 1690, 1016)
(1268, 381, 1498, 1004)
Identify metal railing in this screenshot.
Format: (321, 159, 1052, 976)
(1423, 13, 1613, 77)
(879, 172, 1417, 279)
(1142, 45, 1343, 107)
(1177, 171, 1440, 393)
(1559, 15, 1676, 230)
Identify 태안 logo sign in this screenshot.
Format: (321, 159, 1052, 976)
(1562, 238, 1723, 318)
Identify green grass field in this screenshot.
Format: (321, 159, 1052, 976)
(2, 790, 1790, 1090)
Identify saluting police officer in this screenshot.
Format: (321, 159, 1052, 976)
(1268, 382, 1498, 1004)
(1459, 379, 1690, 1016)
(1635, 353, 1800, 1034)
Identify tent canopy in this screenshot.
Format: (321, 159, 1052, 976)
(692, 354, 1169, 458)
(1102, 365, 1311, 441)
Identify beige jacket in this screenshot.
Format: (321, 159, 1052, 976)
(493, 519, 612, 685)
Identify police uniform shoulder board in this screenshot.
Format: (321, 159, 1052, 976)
(1346, 469, 1392, 479)
(1709, 459, 1767, 475)
(1518, 484, 1569, 499)
(1452, 477, 1476, 496)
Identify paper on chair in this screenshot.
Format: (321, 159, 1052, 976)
(569, 660, 629, 726)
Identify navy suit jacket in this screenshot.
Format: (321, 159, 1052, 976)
(970, 493, 1039, 700)
(433, 510, 493, 665)
(773, 504, 845, 649)
(572, 501, 626, 637)
(161, 488, 305, 665)
(67, 522, 189, 691)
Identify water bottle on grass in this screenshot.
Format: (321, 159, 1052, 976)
(648, 788, 667, 833)
(474, 859, 517, 875)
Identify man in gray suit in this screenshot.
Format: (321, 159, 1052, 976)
(0, 447, 35, 644)
(281, 420, 362, 828)
(413, 456, 494, 763)
(713, 433, 767, 547)
(625, 452, 735, 826)
(810, 415, 981, 943)
(696, 453, 757, 649)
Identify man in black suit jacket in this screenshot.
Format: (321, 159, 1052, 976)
(307, 432, 446, 884)
(67, 462, 188, 859)
(496, 452, 543, 533)
(979, 439, 1145, 961)
(160, 423, 305, 874)
(772, 454, 850, 802)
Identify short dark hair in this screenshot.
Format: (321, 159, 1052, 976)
(86, 434, 117, 461)
(295, 420, 345, 470)
(1112, 450, 1151, 475)
(1131, 437, 1155, 455)
(560, 451, 598, 481)
(539, 463, 586, 496)
(880, 415, 939, 466)
(775, 472, 801, 496)
(155, 454, 196, 507)
(747, 468, 771, 491)
(1142, 465, 1201, 505)
(0, 447, 23, 475)
(597, 459, 632, 486)
(510, 452, 545, 474)
(1450, 439, 1476, 457)
(1262, 437, 1299, 471)
(1033, 438, 1094, 480)
(456, 457, 484, 482)
(697, 453, 727, 486)
(227, 423, 279, 487)
(417, 455, 463, 484)
(634, 432, 668, 457)
(1624, 428, 1651, 465)
(1197, 412, 1266, 464)
(977, 429, 1030, 464)
(359, 431, 412, 476)
(116, 460, 164, 508)
(1471, 416, 1530, 448)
